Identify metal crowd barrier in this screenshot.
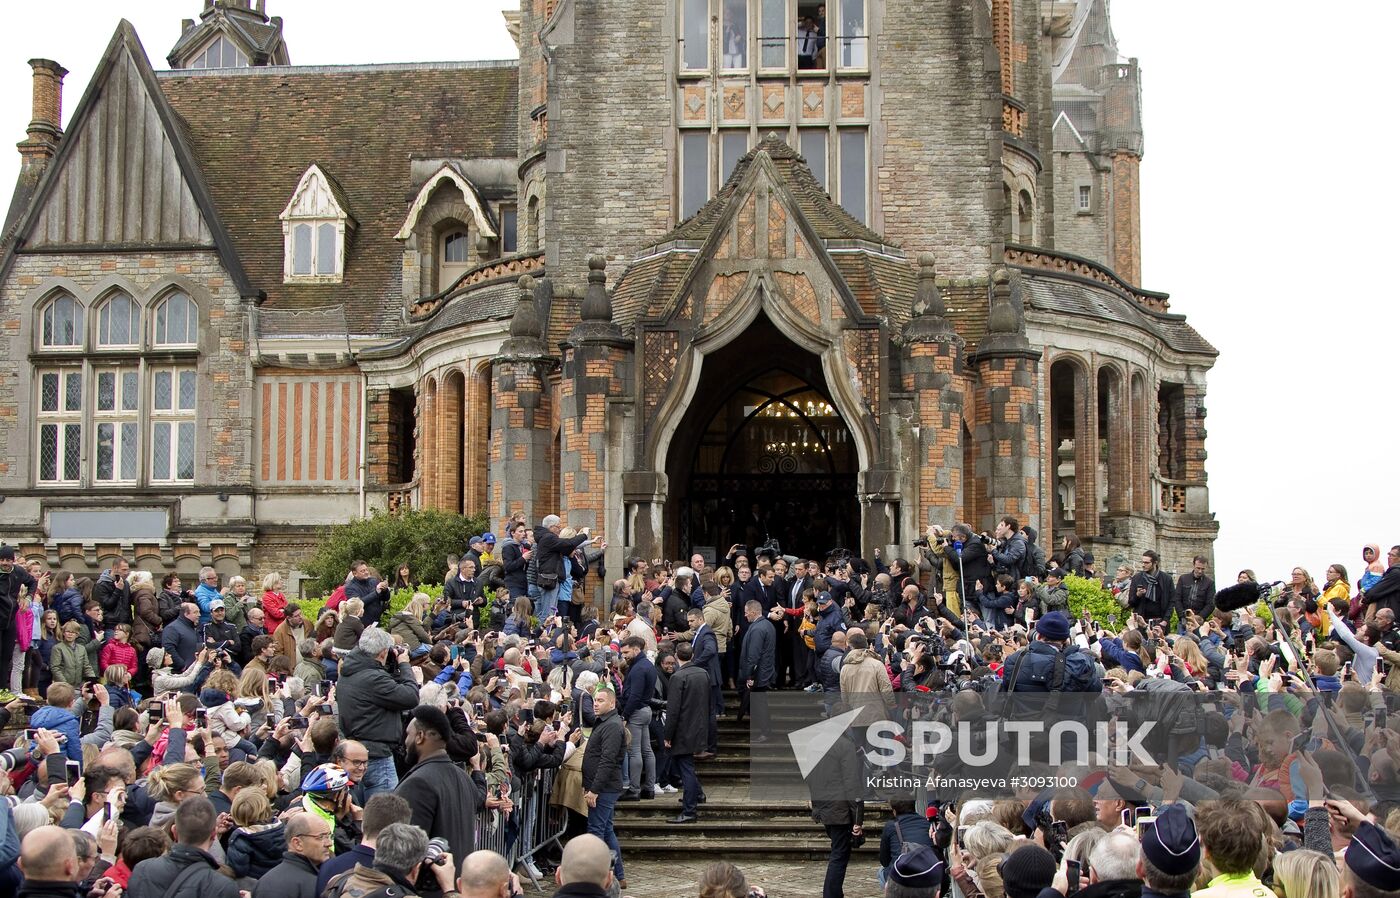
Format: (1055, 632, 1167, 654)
(471, 766, 567, 890)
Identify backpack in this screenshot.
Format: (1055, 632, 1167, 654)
(1025, 541, 1047, 581)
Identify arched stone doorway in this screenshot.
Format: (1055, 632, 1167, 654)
(663, 313, 859, 561)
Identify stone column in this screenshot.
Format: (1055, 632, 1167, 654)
(968, 269, 1041, 533)
(560, 256, 631, 534)
(902, 253, 967, 532)
(1073, 361, 1099, 536)
(418, 377, 438, 509)
(489, 277, 558, 524)
(560, 257, 633, 604)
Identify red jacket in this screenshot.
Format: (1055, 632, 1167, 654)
(262, 590, 288, 630)
(99, 640, 138, 674)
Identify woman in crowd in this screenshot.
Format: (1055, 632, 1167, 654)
(504, 596, 535, 637)
(390, 561, 414, 591)
(261, 572, 288, 632)
(390, 592, 433, 651)
(129, 570, 162, 660)
(1061, 534, 1086, 577)
(1272, 847, 1339, 898)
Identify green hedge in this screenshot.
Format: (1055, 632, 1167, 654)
(301, 507, 489, 598)
(1064, 573, 1123, 628)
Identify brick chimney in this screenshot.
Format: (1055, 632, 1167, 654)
(17, 58, 67, 176)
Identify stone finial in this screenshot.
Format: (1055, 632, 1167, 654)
(571, 256, 627, 345)
(915, 253, 946, 319)
(508, 275, 542, 341)
(903, 252, 957, 343)
(581, 255, 611, 322)
(976, 266, 1032, 358)
(986, 268, 1017, 335)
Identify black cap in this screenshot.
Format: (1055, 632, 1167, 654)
(999, 844, 1056, 898)
(1348, 821, 1400, 892)
(889, 845, 944, 889)
(0, 545, 14, 561)
(1140, 804, 1201, 876)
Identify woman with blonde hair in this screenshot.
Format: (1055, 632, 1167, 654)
(260, 572, 287, 632)
(146, 763, 206, 830)
(129, 570, 162, 656)
(238, 667, 274, 716)
(1272, 848, 1338, 898)
(390, 592, 433, 650)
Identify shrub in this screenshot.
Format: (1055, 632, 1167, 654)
(1065, 574, 1122, 628)
(301, 507, 488, 599)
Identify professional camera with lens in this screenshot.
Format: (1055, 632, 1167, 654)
(755, 538, 783, 561)
(424, 836, 451, 867)
(912, 537, 930, 548)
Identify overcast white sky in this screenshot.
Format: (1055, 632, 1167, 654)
(2, 2, 1393, 585)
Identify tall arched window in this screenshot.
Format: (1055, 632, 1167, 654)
(40, 293, 84, 349)
(526, 196, 541, 253)
(1017, 190, 1034, 244)
(153, 291, 198, 347)
(96, 292, 140, 348)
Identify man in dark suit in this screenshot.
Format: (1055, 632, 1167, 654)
(664, 641, 711, 824)
(777, 563, 810, 688)
(739, 600, 777, 742)
(686, 607, 723, 758)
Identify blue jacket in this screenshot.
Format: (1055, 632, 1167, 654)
(813, 602, 847, 657)
(1100, 638, 1146, 674)
(53, 587, 84, 625)
(29, 704, 82, 763)
(162, 615, 202, 672)
(194, 583, 221, 626)
(620, 655, 658, 719)
(1000, 640, 1102, 695)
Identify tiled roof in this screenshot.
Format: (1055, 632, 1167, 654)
(611, 251, 693, 330)
(158, 61, 518, 335)
(1020, 273, 1217, 356)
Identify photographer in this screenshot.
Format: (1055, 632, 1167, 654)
(987, 517, 1028, 579)
(323, 823, 457, 898)
(337, 628, 421, 797)
(918, 526, 963, 614)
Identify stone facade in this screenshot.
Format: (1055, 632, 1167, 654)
(0, 0, 1218, 592)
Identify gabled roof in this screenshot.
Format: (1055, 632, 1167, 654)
(612, 133, 912, 334)
(394, 162, 496, 241)
(670, 132, 887, 245)
(0, 20, 253, 297)
(158, 59, 518, 335)
(168, 3, 288, 68)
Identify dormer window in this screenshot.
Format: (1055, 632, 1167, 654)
(189, 34, 249, 69)
(281, 165, 352, 284)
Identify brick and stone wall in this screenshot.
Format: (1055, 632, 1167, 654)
(877, 0, 1001, 276)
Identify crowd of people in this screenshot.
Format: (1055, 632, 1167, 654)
(1, 517, 1400, 898)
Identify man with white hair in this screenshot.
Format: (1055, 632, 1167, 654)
(335, 627, 421, 797)
(533, 514, 595, 621)
(1081, 829, 1143, 896)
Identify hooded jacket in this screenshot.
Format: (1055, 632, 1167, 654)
(226, 820, 288, 878)
(838, 646, 893, 723)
